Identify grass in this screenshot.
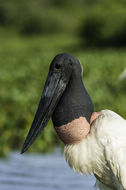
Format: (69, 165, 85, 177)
(1, 32, 126, 156)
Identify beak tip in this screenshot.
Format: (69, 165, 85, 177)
(20, 144, 28, 154)
(20, 151, 24, 154)
(20, 149, 25, 154)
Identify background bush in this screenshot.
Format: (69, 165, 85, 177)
(79, 1, 126, 47)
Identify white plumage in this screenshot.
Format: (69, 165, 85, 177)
(64, 110, 126, 190)
(119, 68, 126, 81)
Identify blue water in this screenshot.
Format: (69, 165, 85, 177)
(0, 151, 96, 190)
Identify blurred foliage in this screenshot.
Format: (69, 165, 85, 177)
(0, 0, 126, 156)
(0, 0, 85, 35)
(0, 0, 126, 44)
(0, 0, 126, 46)
(79, 0, 126, 47)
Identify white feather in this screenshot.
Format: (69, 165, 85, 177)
(64, 110, 126, 190)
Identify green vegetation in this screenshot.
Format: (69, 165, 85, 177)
(80, 4, 126, 47)
(0, 0, 126, 156)
(1, 0, 126, 46)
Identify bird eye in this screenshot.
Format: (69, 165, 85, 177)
(70, 62, 72, 66)
(55, 63, 61, 69)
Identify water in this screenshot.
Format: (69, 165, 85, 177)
(0, 151, 96, 190)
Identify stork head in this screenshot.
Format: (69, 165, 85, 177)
(21, 53, 94, 153)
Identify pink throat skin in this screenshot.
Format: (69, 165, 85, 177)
(55, 112, 102, 145)
(90, 112, 102, 125)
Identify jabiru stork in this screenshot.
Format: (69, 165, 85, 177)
(21, 53, 126, 190)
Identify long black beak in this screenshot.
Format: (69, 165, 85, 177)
(21, 71, 67, 154)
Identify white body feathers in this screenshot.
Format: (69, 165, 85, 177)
(64, 110, 126, 190)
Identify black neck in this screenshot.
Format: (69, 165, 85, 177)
(52, 72, 94, 127)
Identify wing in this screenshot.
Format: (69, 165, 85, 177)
(105, 135, 126, 190)
(95, 180, 115, 190)
(97, 110, 126, 190)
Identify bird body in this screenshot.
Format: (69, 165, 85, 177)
(64, 110, 126, 190)
(21, 53, 126, 190)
